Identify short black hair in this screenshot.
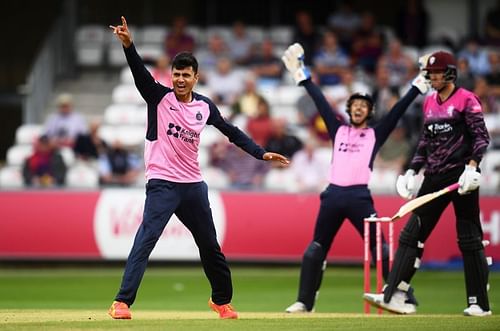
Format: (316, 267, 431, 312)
(171, 52, 198, 74)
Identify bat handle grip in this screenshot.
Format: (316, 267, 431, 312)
(447, 182, 460, 192)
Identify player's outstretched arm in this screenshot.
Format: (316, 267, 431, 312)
(109, 16, 132, 48)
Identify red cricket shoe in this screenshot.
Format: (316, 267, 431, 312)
(208, 298, 239, 319)
(108, 300, 132, 319)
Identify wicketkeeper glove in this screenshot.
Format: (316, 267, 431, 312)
(458, 165, 481, 195)
(396, 169, 417, 200)
(411, 73, 431, 94)
(281, 43, 311, 85)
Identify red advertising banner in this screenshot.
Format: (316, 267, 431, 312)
(0, 191, 499, 265)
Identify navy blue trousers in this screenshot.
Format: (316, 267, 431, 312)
(115, 179, 232, 306)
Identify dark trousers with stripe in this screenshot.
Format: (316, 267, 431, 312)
(297, 184, 387, 309)
(115, 179, 232, 306)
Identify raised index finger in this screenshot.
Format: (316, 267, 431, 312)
(121, 16, 128, 28)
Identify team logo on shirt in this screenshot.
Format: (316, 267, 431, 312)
(196, 111, 203, 121)
(338, 142, 361, 153)
(167, 122, 200, 144)
(427, 122, 452, 135)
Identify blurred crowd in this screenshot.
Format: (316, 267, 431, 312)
(4, 0, 500, 192)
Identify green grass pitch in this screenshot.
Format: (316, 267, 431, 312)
(0, 265, 498, 330)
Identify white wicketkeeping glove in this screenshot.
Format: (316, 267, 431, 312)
(281, 43, 311, 85)
(458, 165, 481, 195)
(412, 72, 431, 94)
(396, 169, 417, 200)
(418, 53, 432, 71)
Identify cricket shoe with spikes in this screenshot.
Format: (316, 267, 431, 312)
(108, 300, 131, 319)
(363, 290, 417, 314)
(285, 301, 314, 313)
(463, 304, 492, 317)
(208, 298, 238, 319)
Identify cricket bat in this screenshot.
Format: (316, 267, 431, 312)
(390, 182, 460, 221)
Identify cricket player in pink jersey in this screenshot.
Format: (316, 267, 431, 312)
(107, 17, 289, 320)
(281, 43, 429, 313)
(365, 51, 492, 316)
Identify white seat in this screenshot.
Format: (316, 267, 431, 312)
(6, 145, 33, 166)
(199, 126, 221, 148)
(15, 124, 44, 145)
(135, 44, 164, 62)
(369, 168, 399, 194)
(60, 147, 76, 167)
(482, 150, 500, 174)
(272, 105, 299, 125)
(264, 168, 298, 192)
(98, 125, 145, 148)
(108, 43, 128, 67)
(402, 46, 419, 63)
(198, 146, 210, 168)
(246, 26, 265, 43)
(75, 25, 107, 66)
(206, 26, 232, 42)
(104, 104, 140, 125)
(111, 84, 144, 105)
(276, 85, 304, 106)
(202, 166, 230, 190)
(0, 166, 23, 188)
(119, 66, 135, 84)
(420, 45, 454, 57)
(269, 26, 293, 46)
(141, 25, 168, 44)
(66, 162, 99, 188)
(186, 26, 205, 46)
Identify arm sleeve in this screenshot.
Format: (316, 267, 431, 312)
(301, 79, 341, 138)
(374, 86, 420, 145)
(464, 96, 490, 164)
(123, 43, 169, 105)
(409, 129, 428, 172)
(206, 99, 267, 160)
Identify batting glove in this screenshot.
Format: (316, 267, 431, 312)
(396, 169, 417, 200)
(412, 72, 431, 94)
(458, 165, 481, 195)
(281, 43, 311, 85)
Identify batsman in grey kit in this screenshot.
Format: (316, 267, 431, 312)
(364, 51, 492, 316)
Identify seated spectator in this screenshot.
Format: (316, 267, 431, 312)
(196, 34, 229, 82)
(457, 38, 491, 76)
(22, 135, 67, 187)
(376, 38, 413, 88)
(292, 10, 321, 66)
(312, 30, 350, 86)
(246, 96, 274, 146)
(290, 138, 329, 192)
(231, 73, 264, 119)
(44, 93, 88, 148)
(327, 0, 361, 52)
(73, 119, 107, 161)
(351, 11, 384, 74)
(205, 57, 245, 105)
(249, 39, 284, 88)
(456, 57, 476, 91)
(209, 139, 269, 190)
(164, 15, 195, 59)
(227, 20, 254, 65)
(395, 0, 429, 48)
(98, 140, 141, 186)
(265, 118, 303, 162)
(374, 123, 410, 173)
(151, 54, 173, 87)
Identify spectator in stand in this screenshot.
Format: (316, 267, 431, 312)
(209, 139, 269, 190)
(456, 57, 476, 91)
(227, 20, 254, 65)
(351, 11, 384, 74)
(73, 118, 107, 161)
(376, 38, 414, 88)
(484, 0, 500, 46)
(485, 51, 500, 99)
(457, 38, 491, 77)
(231, 73, 264, 119)
(265, 118, 303, 162)
(292, 10, 321, 67)
(246, 96, 274, 146)
(289, 137, 329, 192)
(44, 93, 88, 148)
(312, 30, 350, 86)
(22, 135, 67, 187)
(151, 54, 173, 87)
(396, 0, 429, 48)
(370, 67, 394, 122)
(205, 57, 245, 105)
(196, 34, 229, 83)
(327, 0, 361, 52)
(249, 39, 284, 88)
(164, 15, 195, 59)
(474, 76, 498, 115)
(98, 140, 141, 186)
